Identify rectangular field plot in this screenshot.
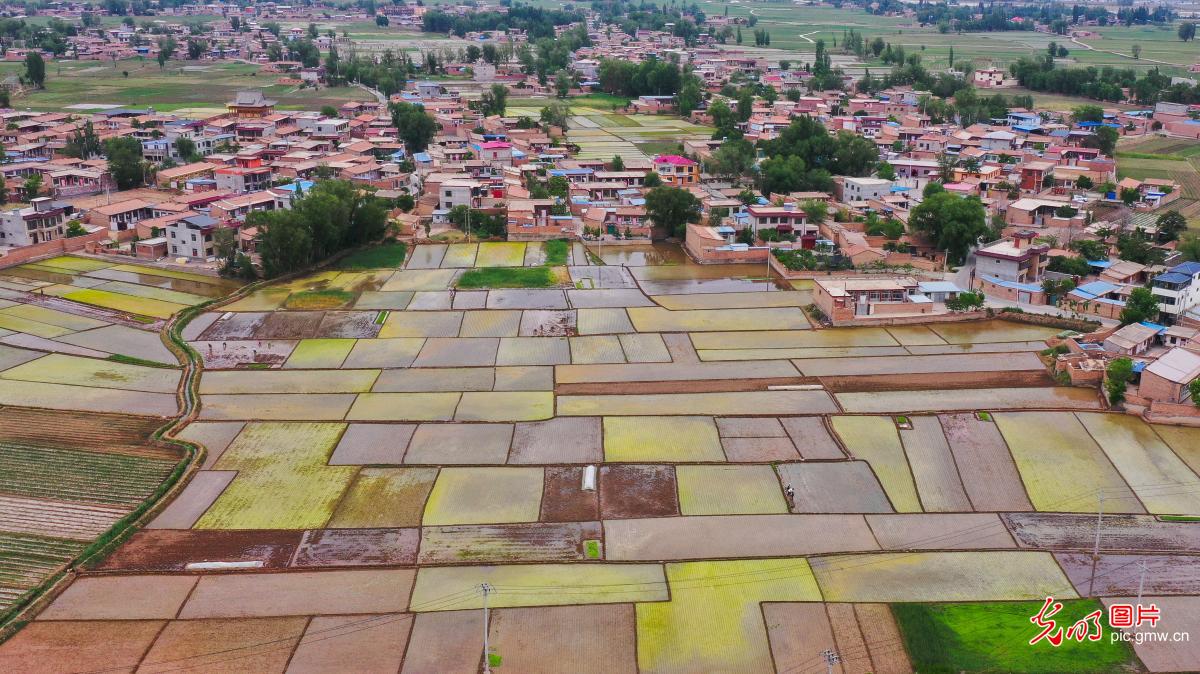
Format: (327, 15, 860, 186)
(604, 514, 878, 561)
(928, 320, 1060, 344)
(995, 412, 1143, 514)
(636, 559, 821, 674)
(603, 416, 724, 462)
(283, 339, 355, 369)
(179, 569, 414, 618)
(561, 390, 838, 417)
(488, 605, 637, 674)
(675, 465, 787, 515)
(899, 416, 972, 512)
(776, 462, 894, 513)
(199, 394, 355, 421)
(0, 380, 177, 416)
(627, 307, 810, 332)
(410, 563, 667, 610)
(200, 369, 378, 395)
(811, 551, 1074, 602)
(475, 242, 527, 267)
(327, 467, 437, 528)
(196, 422, 354, 529)
(830, 417, 921, 512)
(837, 387, 1101, 413)
(0, 353, 177, 392)
(940, 413, 1033, 511)
(422, 467, 543, 525)
(0, 533, 86, 613)
(1076, 413, 1200, 515)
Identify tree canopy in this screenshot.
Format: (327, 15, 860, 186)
(389, 102, 437, 154)
(645, 186, 702, 238)
(254, 180, 389, 278)
(908, 192, 988, 264)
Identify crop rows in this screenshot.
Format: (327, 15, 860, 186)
(0, 532, 86, 612)
(0, 442, 176, 507)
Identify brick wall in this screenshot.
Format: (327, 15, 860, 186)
(0, 229, 111, 268)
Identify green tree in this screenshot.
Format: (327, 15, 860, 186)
(1105, 357, 1134, 405)
(877, 162, 896, 180)
(63, 121, 102, 159)
(1190, 379, 1200, 407)
(1120, 286, 1160, 325)
(554, 70, 571, 98)
(1179, 232, 1200, 262)
(65, 220, 87, 237)
(1070, 238, 1109, 261)
(255, 180, 388, 277)
(173, 136, 198, 162)
(801, 199, 828, 225)
(157, 37, 177, 69)
(321, 105, 338, 117)
(540, 101, 570, 130)
(389, 102, 436, 154)
(1071, 104, 1105, 123)
(480, 84, 508, 116)
(104, 136, 146, 190)
(645, 186, 702, 238)
(186, 38, 207, 60)
(908, 192, 988, 264)
(1120, 186, 1140, 205)
(1088, 126, 1119, 156)
(23, 52, 45, 89)
(643, 171, 662, 188)
(1181, 22, 1197, 42)
(677, 77, 702, 117)
(707, 138, 755, 183)
(610, 155, 624, 171)
(1155, 210, 1187, 242)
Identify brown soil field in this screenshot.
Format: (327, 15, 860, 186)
(900, 416, 972, 512)
(599, 465, 680, 519)
(400, 610, 483, 674)
(291, 528, 420, 568)
(0, 620, 165, 673)
(820, 370, 1054, 393)
(509, 418, 603, 464)
(776, 462, 894, 513)
(287, 614, 412, 674)
(827, 603, 874, 673)
(404, 424, 513, 464)
(37, 575, 198, 620)
(199, 312, 267, 340)
(417, 522, 602, 564)
(92, 529, 303, 572)
(1057, 553, 1200, 596)
(137, 616, 307, 674)
(1005, 513, 1200, 552)
(256, 311, 325, 340)
(854, 603, 914, 674)
(764, 603, 845, 674)
(540, 466, 601, 521)
(940, 413, 1034, 511)
(175, 421, 244, 470)
(489, 604, 638, 674)
(603, 514, 878, 561)
(780, 417, 845, 460)
(866, 514, 1016, 551)
(178, 569, 415, 618)
(0, 407, 174, 460)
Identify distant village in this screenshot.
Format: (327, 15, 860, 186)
(0, 0, 1197, 416)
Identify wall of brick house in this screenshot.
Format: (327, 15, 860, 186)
(0, 228, 111, 268)
(976, 276, 1047, 304)
(1139, 371, 1187, 404)
(685, 244, 767, 265)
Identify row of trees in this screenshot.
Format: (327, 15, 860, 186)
(251, 180, 388, 278)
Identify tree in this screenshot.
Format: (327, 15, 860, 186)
(1076, 175, 1093, 190)
(1181, 23, 1197, 42)
(65, 220, 88, 237)
(645, 186, 701, 238)
(186, 38, 207, 60)
(63, 121, 102, 159)
(389, 102, 436, 154)
(945, 290, 985, 311)
(1179, 232, 1200, 262)
(1155, 210, 1187, 242)
(1120, 286, 1160, 325)
(255, 180, 388, 277)
(877, 162, 896, 180)
(610, 155, 624, 171)
(213, 226, 237, 267)
(157, 37, 177, 69)
(1072, 104, 1105, 124)
(1105, 356, 1134, 405)
(23, 52, 45, 89)
(1131, 44, 1141, 59)
(539, 101, 570, 130)
(104, 136, 146, 190)
(707, 138, 755, 183)
(908, 192, 988, 264)
(22, 174, 41, 201)
(643, 171, 662, 188)
(1190, 378, 1200, 407)
(480, 84, 508, 116)
(376, 14, 389, 27)
(1087, 126, 1119, 156)
(321, 105, 338, 117)
(1120, 186, 1140, 205)
(554, 70, 571, 98)
(1117, 229, 1166, 265)
(677, 77, 702, 117)
(801, 199, 828, 225)
(1070, 238, 1109, 261)
(173, 136, 198, 162)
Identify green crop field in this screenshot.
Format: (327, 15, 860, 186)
(0, 442, 177, 507)
(893, 601, 1136, 673)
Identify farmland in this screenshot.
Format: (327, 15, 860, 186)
(2, 242, 1199, 672)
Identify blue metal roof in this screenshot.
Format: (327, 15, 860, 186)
(1074, 280, 1119, 298)
(1087, 260, 1113, 268)
(1170, 261, 1200, 275)
(1139, 321, 1168, 334)
(1156, 272, 1192, 284)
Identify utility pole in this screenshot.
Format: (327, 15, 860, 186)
(1088, 492, 1105, 597)
(1136, 559, 1148, 606)
(821, 648, 840, 674)
(480, 582, 494, 674)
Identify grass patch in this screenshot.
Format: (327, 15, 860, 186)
(585, 539, 601, 559)
(1159, 514, 1200, 522)
(106, 354, 176, 369)
(1115, 151, 1188, 161)
(893, 600, 1135, 674)
(569, 92, 632, 108)
(976, 411, 993, 422)
(284, 289, 356, 310)
(636, 140, 687, 157)
(337, 242, 408, 269)
(543, 239, 569, 266)
(456, 267, 558, 289)
(374, 310, 389, 325)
